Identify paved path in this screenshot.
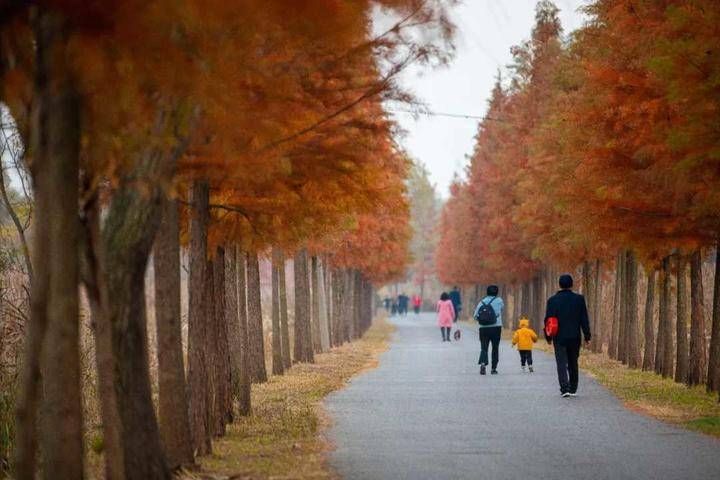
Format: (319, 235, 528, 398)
(325, 313, 720, 480)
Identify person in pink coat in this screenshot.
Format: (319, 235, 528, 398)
(437, 292, 456, 342)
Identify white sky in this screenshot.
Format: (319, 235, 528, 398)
(390, 0, 589, 197)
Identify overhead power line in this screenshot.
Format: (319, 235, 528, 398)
(388, 108, 485, 120)
(387, 108, 509, 123)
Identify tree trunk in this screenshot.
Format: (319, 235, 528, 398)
(591, 259, 602, 353)
(660, 256, 675, 379)
(532, 275, 542, 332)
(708, 244, 720, 392)
(271, 247, 285, 375)
(354, 271, 363, 339)
(688, 249, 708, 386)
(278, 251, 292, 370)
(676, 254, 689, 384)
(642, 268, 657, 372)
(80, 197, 124, 480)
(212, 247, 232, 433)
(331, 268, 344, 347)
(14, 10, 84, 480)
(625, 251, 641, 368)
(610, 252, 624, 360)
(246, 252, 268, 382)
(294, 249, 314, 363)
(187, 181, 212, 456)
(324, 259, 334, 345)
(345, 270, 355, 341)
(234, 249, 252, 415)
(317, 258, 331, 351)
(311, 256, 322, 352)
(521, 282, 530, 320)
(204, 260, 218, 438)
(154, 198, 194, 468)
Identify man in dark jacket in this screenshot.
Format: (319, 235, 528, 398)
(449, 286, 462, 322)
(544, 274, 591, 397)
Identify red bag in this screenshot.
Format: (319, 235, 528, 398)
(545, 317, 559, 338)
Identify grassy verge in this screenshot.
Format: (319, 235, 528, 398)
(536, 341, 720, 438)
(200, 316, 394, 479)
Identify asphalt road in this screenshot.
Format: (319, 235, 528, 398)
(325, 313, 720, 480)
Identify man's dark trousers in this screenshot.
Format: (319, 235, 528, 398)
(554, 338, 580, 393)
(478, 327, 501, 369)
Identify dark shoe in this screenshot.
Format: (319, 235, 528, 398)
(528, 366, 534, 373)
(480, 365, 486, 375)
(568, 391, 577, 397)
(491, 369, 498, 375)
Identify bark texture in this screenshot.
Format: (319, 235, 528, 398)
(271, 248, 285, 375)
(688, 250, 707, 386)
(642, 269, 656, 372)
(294, 249, 314, 363)
(676, 255, 689, 384)
(235, 250, 252, 415)
(246, 252, 268, 382)
(154, 198, 194, 468)
(709, 245, 720, 392)
(625, 252, 641, 368)
(212, 247, 233, 433)
(187, 181, 212, 455)
(278, 252, 292, 370)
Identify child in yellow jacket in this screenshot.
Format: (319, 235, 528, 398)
(512, 317, 538, 372)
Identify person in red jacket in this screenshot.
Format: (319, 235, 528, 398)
(412, 294, 422, 314)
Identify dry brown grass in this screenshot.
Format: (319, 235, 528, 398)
(535, 341, 720, 438)
(199, 316, 394, 479)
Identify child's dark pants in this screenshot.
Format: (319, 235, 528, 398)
(519, 350, 533, 366)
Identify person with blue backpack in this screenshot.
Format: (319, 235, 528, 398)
(474, 285, 504, 375)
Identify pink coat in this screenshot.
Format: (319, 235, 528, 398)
(436, 299, 456, 327)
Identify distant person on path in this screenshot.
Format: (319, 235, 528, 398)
(449, 286, 462, 322)
(544, 274, 591, 397)
(511, 316, 538, 373)
(436, 292, 456, 342)
(412, 294, 422, 314)
(398, 293, 409, 316)
(474, 285, 504, 375)
(383, 297, 392, 313)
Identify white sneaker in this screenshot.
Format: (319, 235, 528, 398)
(568, 392, 577, 397)
(521, 366, 526, 372)
(561, 392, 571, 398)
(528, 366, 534, 373)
